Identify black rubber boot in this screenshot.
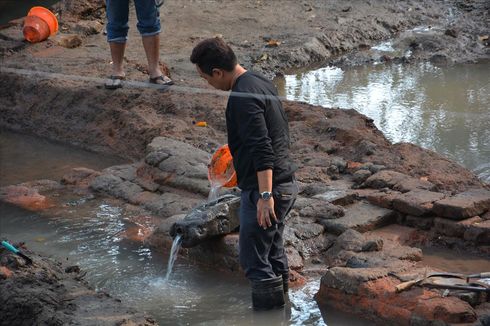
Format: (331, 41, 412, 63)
(282, 272, 289, 293)
(251, 276, 285, 310)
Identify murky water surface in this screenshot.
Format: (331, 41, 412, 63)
(0, 131, 373, 325)
(0, 198, 370, 326)
(276, 61, 490, 182)
(0, 130, 126, 186)
(422, 247, 490, 287)
(422, 247, 490, 274)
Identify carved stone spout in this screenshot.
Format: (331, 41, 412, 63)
(169, 195, 241, 248)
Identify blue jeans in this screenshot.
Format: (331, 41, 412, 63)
(106, 0, 161, 43)
(239, 179, 298, 281)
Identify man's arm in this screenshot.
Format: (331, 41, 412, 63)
(257, 169, 277, 229)
(231, 95, 276, 228)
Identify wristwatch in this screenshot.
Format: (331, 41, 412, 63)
(259, 191, 272, 201)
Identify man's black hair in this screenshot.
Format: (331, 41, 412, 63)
(190, 37, 237, 76)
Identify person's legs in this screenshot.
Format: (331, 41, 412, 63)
(141, 34, 162, 79)
(106, 0, 129, 78)
(239, 189, 277, 281)
(134, 0, 172, 84)
(269, 179, 298, 293)
(109, 42, 126, 78)
(239, 189, 287, 310)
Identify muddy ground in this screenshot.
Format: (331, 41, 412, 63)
(0, 0, 489, 325)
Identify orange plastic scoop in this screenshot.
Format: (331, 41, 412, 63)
(208, 144, 237, 188)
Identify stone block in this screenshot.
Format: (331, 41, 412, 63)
(61, 167, 100, 185)
(146, 137, 210, 179)
(187, 234, 240, 272)
(103, 164, 137, 182)
(90, 174, 123, 193)
(112, 180, 144, 201)
(320, 266, 389, 294)
(412, 297, 477, 324)
(369, 164, 386, 174)
(314, 190, 357, 206)
(464, 219, 490, 245)
(352, 169, 372, 184)
(319, 201, 395, 235)
(145, 151, 170, 167)
(392, 177, 436, 193)
(329, 229, 371, 252)
(433, 189, 490, 220)
(361, 170, 409, 189)
(300, 182, 332, 197)
(142, 192, 199, 217)
(392, 190, 446, 216)
(433, 216, 482, 238)
(365, 190, 401, 209)
(157, 175, 210, 196)
(293, 221, 324, 240)
(404, 215, 434, 230)
(312, 178, 357, 205)
(295, 197, 345, 220)
(0, 185, 52, 211)
(74, 20, 104, 35)
(56, 34, 82, 48)
(286, 246, 304, 270)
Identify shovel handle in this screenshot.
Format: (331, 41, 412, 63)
(396, 279, 421, 292)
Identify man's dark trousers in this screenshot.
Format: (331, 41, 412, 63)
(239, 179, 298, 281)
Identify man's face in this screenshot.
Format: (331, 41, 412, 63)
(196, 66, 228, 91)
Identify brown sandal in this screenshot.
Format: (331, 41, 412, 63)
(149, 75, 174, 86)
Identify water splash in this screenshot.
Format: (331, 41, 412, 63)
(289, 279, 326, 326)
(164, 234, 182, 282)
(208, 182, 222, 203)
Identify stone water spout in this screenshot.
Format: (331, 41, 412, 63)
(169, 194, 240, 248)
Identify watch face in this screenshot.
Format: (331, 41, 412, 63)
(261, 192, 272, 200)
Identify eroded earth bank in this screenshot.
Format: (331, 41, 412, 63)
(1, 0, 489, 325)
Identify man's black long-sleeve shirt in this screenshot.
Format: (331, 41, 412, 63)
(225, 71, 297, 190)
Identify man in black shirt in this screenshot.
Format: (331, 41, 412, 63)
(190, 38, 297, 310)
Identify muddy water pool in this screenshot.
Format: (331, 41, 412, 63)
(0, 130, 126, 186)
(0, 131, 374, 325)
(276, 61, 490, 183)
(422, 247, 490, 274)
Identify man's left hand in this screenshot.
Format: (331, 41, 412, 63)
(257, 197, 277, 229)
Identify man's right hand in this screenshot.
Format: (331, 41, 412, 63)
(257, 197, 277, 229)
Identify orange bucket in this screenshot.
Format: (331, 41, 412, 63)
(208, 144, 237, 188)
(23, 6, 58, 43)
(23, 16, 50, 43)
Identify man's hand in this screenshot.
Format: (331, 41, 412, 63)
(257, 197, 277, 229)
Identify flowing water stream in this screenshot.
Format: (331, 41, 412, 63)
(164, 234, 182, 281)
